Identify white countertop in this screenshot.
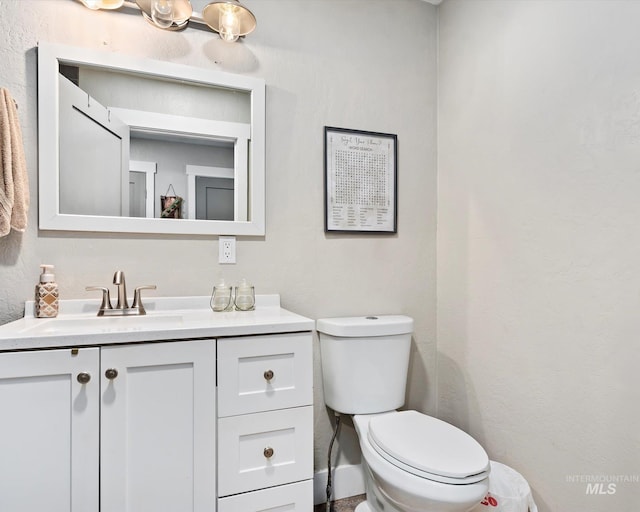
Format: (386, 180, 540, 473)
(0, 295, 314, 351)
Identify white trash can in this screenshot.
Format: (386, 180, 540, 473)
(471, 461, 538, 512)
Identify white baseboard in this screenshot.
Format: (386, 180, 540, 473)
(313, 463, 365, 505)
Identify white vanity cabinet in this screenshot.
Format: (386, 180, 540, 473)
(0, 339, 216, 512)
(100, 340, 216, 512)
(0, 296, 315, 512)
(217, 333, 314, 511)
(0, 347, 99, 512)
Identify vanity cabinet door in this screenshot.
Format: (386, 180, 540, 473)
(0, 347, 100, 512)
(100, 340, 216, 512)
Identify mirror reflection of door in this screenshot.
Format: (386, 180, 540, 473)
(129, 172, 146, 218)
(186, 165, 236, 221)
(58, 75, 130, 216)
(195, 176, 234, 220)
(129, 160, 157, 218)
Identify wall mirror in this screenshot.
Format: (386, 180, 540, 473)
(37, 42, 265, 236)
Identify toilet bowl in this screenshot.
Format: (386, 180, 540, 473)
(352, 411, 489, 512)
(317, 316, 490, 512)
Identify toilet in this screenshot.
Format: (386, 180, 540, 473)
(317, 315, 490, 512)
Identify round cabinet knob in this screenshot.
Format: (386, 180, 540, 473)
(105, 368, 119, 380)
(263, 369, 274, 382)
(77, 372, 91, 384)
(263, 447, 274, 459)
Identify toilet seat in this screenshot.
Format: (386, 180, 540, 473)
(367, 411, 490, 485)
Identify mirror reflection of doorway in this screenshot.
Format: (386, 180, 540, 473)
(186, 165, 238, 221)
(129, 171, 146, 218)
(195, 176, 234, 220)
(58, 75, 130, 216)
(128, 160, 157, 218)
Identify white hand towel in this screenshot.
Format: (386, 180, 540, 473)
(0, 88, 29, 237)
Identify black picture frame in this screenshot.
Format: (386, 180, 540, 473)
(324, 126, 398, 234)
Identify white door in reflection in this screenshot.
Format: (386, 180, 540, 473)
(129, 172, 146, 218)
(128, 160, 157, 218)
(58, 75, 130, 216)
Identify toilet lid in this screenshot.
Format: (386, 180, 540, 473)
(368, 411, 489, 483)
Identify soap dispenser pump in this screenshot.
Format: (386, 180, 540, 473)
(35, 264, 59, 318)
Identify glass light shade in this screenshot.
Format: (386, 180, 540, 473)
(135, 0, 192, 29)
(170, 0, 192, 24)
(151, 0, 174, 28)
(202, 0, 256, 42)
(219, 5, 241, 42)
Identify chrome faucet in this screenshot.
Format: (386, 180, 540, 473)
(113, 270, 129, 309)
(86, 271, 156, 316)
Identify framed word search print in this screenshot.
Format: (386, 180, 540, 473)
(324, 126, 397, 233)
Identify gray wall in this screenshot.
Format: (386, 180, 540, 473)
(438, 1, 640, 511)
(0, 0, 438, 475)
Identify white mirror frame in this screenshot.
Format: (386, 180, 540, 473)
(37, 42, 266, 236)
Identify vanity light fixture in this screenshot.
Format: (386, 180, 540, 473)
(74, 0, 257, 42)
(140, 0, 193, 30)
(201, 0, 257, 43)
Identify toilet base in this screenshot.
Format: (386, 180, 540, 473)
(355, 502, 373, 512)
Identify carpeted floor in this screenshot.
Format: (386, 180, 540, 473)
(314, 494, 366, 512)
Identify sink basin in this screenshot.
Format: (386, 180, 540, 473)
(19, 314, 184, 336)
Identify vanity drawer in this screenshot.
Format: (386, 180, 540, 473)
(217, 406, 313, 497)
(217, 479, 313, 512)
(217, 333, 312, 417)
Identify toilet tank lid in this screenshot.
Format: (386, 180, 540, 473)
(316, 315, 413, 337)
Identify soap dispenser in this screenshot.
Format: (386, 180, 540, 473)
(35, 264, 59, 318)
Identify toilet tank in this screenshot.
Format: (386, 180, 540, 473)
(317, 315, 413, 415)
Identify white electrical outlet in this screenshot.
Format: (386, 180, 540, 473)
(219, 236, 236, 264)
